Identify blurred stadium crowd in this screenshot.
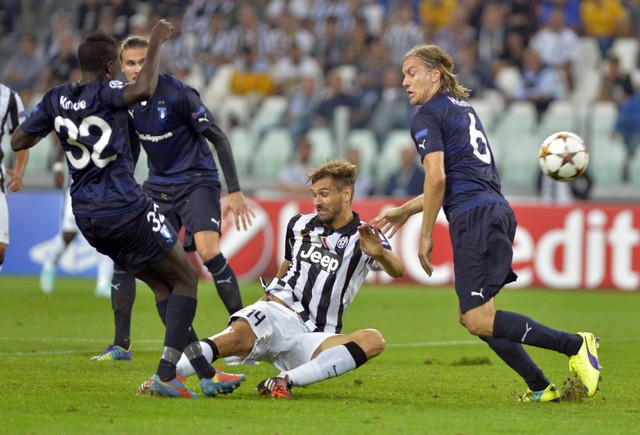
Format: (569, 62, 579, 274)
(1, 0, 640, 198)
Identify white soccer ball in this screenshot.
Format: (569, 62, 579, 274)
(538, 131, 589, 182)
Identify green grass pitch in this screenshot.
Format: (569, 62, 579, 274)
(0, 275, 638, 434)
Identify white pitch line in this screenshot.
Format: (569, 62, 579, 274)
(1, 336, 638, 357)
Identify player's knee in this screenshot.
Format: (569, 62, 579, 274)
(197, 246, 221, 263)
(463, 318, 490, 337)
(362, 328, 386, 358)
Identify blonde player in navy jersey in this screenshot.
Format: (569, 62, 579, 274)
(371, 44, 601, 402)
(153, 158, 405, 399)
(12, 21, 236, 399)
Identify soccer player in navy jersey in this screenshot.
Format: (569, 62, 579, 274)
(89, 35, 254, 365)
(371, 44, 602, 402)
(148, 159, 404, 399)
(11, 20, 241, 398)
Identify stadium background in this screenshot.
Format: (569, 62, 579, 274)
(1, 0, 638, 290)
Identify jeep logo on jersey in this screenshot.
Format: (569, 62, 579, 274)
(299, 243, 340, 273)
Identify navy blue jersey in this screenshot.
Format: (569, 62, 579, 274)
(129, 74, 219, 184)
(20, 80, 146, 217)
(411, 92, 508, 221)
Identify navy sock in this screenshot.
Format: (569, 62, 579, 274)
(493, 310, 583, 356)
(157, 295, 197, 381)
(481, 336, 550, 391)
(156, 298, 169, 325)
(205, 253, 243, 315)
(184, 340, 215, 380)
(111, 268, 136, 349)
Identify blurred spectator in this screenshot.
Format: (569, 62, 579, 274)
(105, 0, 136, 38)
(277, 136, 313, 195)
(128, 13, 150, 36)
(382, 2, 424, 66)
(312, 15, 350, 73)
(384, 146, 425, 197)
(40, 30, 80, 91)
(159, 11, 194, 82)
(504, 0, 538, 38)
(529, 7, 579, 90)
(271, 42, 323, 97)
(182, 0, 234, 35)
(313, 68, 362, 130)
(354, 38, 392, 125)
(367, 66, 414, 146)
(229, 44, 274, 96)
(580, 0, 630, 58)
(597, 53, 635, 106)
(456, 44, 495, 98)
(346, 147, 374, 200)
(537, 0, 581, 32)
(265, 0, 310, 24)
(1, 33, 45, 93)
(0, 0, 21, 36)
(195, 11, 231, 85)
(225, 3, 276, 64)
(613, 92, 640, 182)
(513, 48, 567, 125)
(269, 10, 315, 56)
(76, 0, 102, 35)
(418, 0, 457, 39)
(476, 2, 508, 82)
(343, 16, 374, 66)
(434, 6, 476, 66)
(275, 74, 321, 141)
(496, 30, 527, 71)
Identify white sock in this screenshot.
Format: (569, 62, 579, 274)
(281, 345, 357, 387)
(44, 234, 66, 269)
(176, 340, 214, 379)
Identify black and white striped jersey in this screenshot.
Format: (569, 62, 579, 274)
(0, 83, 26, 164)
(266, 212, 392, 334)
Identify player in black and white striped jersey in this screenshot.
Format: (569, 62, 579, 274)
(172, 158, 405, 398)
(0, 82, 28, 272)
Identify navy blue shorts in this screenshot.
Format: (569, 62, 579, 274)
(76, 198, 178, 275)
(450, 202, 518, 313)
(143, 180, 222, 252)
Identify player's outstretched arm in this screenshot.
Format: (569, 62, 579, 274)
(123, 19, 173, 106)
(358, 224, 405, 278)
(370, 194, 424, 239)
(5, 149, 29, 192)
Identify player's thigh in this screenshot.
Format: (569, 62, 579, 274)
(76, 199, 179, 276)
(178, 183, 222, 253)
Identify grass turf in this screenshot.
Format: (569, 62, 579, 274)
(0, 275, 638, 434)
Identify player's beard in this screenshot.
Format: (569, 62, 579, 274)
(317, 202, 342, 226)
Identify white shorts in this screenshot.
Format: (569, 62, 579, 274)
(60, 187, 78, 233)
(0, 165, 8, 245)
(223, 300, 336, 372)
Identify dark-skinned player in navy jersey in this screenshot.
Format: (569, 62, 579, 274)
(371, 44, 602, 403)
(11, 20, 239, 399)
(88, 35, 253, 381)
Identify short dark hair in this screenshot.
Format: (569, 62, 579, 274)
(77, 31, 118, 73)
(119, 35, 149, 61)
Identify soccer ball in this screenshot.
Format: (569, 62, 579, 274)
(538, 131, 589, 182)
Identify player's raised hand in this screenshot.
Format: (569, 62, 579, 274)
(223, 191, 256, 231)
(357, 224, 384, 258)
(150, 19, 173, 43)
(370, 206, 409, 239)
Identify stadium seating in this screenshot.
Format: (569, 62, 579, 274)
(345, 128, 378, 177)
(586, 101, 626, 185)
(251, 127, 293, 180)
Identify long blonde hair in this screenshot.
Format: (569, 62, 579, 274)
(403, 44, 470, 99)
